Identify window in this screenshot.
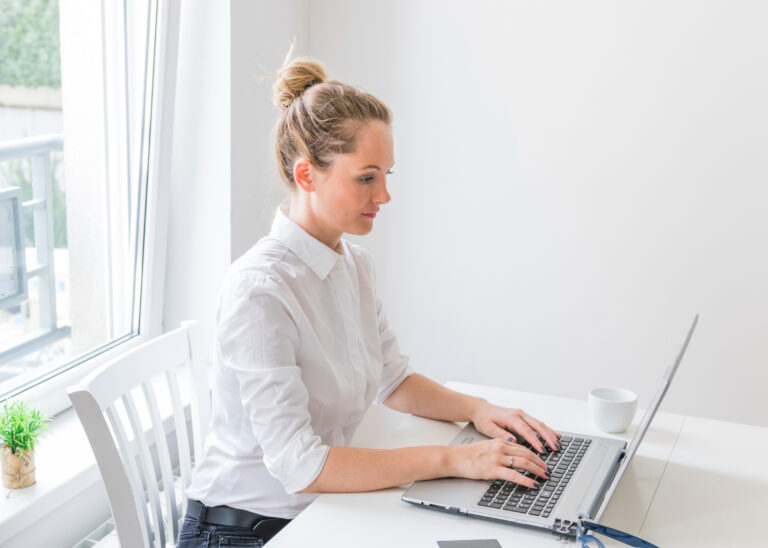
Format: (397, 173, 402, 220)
(0, 0, 177, 413)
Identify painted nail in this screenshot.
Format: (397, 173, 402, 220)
(533, 482, 541, 489)
(507, 436, 516, 443)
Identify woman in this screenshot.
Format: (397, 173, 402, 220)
(179, 57, 561, 546)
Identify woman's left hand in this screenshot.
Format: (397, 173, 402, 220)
(471, 401, 562, 453)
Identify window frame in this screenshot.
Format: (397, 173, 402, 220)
(1, 0, 181, 418)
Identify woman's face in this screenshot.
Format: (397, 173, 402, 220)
(306, 120, 394, 241)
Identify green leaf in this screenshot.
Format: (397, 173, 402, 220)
(0, 400, 51, 453)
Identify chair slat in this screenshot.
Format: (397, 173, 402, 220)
(123, 391, 166, 547)
(106, 404, 153, 547)
(167, 367, 192, 498)
(142, 379, 180, 542)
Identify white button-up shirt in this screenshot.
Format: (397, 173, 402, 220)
(187, 207, 414, 519)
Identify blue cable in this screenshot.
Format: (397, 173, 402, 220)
(577, 515, 658, 548)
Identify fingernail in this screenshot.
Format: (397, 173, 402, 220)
(507, 436, 516, 442)
(533, 482, 541, 489)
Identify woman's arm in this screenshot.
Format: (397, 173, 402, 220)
(382, 373, 485, 422)
(300, 374, 556, 494)
(299, 439, 548, 494)
(383, 374, 561, 453)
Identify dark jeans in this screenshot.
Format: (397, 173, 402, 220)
(177, 501, 291, 547)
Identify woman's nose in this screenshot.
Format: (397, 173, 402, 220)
(375, 181, 391, 204)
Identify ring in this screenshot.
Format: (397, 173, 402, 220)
(510, 456, 515, 467)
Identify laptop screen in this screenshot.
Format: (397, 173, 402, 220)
(593, 314, 699, 521)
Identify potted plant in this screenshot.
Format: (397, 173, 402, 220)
(0, 400, 51, 489)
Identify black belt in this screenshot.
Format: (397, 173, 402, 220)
(186, 498, 288, 531)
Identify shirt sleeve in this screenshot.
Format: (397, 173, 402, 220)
(216, 271, 329, 494)
(365, 255, 415, 405)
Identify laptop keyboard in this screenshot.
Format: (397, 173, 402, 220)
(477, 436, 590, 518)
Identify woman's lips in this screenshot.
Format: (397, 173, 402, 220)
(362, 212, 377, 218)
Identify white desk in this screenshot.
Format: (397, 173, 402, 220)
(269, 381, 768, 547)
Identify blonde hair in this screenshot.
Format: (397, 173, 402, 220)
(272, 57, 391, 189)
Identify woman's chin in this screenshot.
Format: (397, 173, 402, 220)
(346, 219, 375, 236)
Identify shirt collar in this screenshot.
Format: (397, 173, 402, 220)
(270, 206, 344, 280)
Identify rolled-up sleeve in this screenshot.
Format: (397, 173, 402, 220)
(217, 272, 329, 494)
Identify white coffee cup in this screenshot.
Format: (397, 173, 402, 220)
(588, 387, 638, 433)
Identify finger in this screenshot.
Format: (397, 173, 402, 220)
(501, 452, 549, 480)
(485, 422, 515, 441)
(522, 415, 561, 451)
(494, 466, 541, 489)
(505, 444, 548, 474)
(509, 419, 546, 453)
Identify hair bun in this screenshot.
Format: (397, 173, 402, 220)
(273, 58, 328, 112)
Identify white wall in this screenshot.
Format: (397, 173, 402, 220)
(305, 0, 768, 426)
(163, 1, 231, 358)
(230, 0, 310, 261)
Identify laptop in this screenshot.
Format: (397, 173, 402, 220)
(402, 315, 699, 538)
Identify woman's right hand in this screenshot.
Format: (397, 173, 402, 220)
(448, 438, 549, 488)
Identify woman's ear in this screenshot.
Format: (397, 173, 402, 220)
(293, 158, 314, 192)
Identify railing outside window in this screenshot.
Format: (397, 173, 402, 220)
(0, 134, 70, 365)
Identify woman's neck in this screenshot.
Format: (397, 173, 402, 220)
(285, 202, 343, 253)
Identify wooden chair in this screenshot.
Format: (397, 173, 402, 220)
(68, 321, 211, 547)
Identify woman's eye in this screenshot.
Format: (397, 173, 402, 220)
(359, 170, 393, 183)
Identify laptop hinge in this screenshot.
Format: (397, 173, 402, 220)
(552, 517, 578, 538)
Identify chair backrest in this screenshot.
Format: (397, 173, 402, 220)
(68, 321, 211, 547)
